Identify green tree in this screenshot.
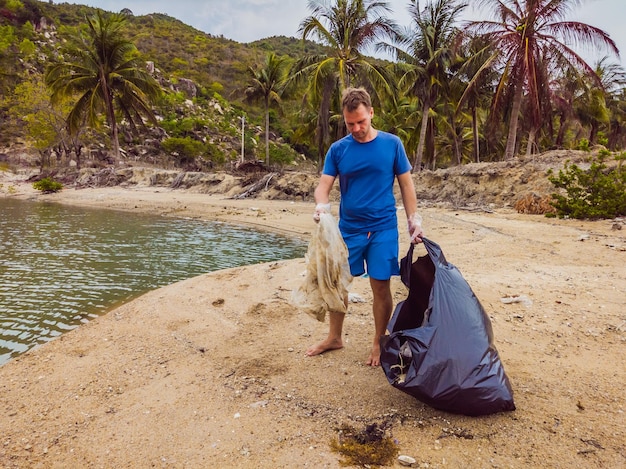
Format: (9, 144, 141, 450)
(391, 0, 466, 171)
(0, 25, 19, 97)
(293, 0, 398, 170)
(469, 0, 618, 160)
(6, 76, 67, 170)
(572, 72, 609, 146)
(457, 34, 499, 162)
(594, 57, 626, 149)
(244, 51, 289, 166)
(44, 10, 161, 159)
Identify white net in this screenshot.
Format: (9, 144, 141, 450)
(290, 212, 353, 322)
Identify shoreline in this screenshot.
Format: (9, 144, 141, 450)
(1, 178, 625, 468)
(1, 181, 317, 239)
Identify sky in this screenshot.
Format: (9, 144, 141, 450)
(73, 0, 624, 67)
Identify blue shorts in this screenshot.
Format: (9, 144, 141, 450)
(342, 228, 400, 280)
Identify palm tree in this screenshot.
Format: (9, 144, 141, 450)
(593, 57, 626, 149)
(457, 34, 499, 162)
(45, 10, 161, 159)
(437, 71, 473, 166)
(469, 0, 619, 160)
(550, 64, 582, 148)
(390, 0, 467, 171)
(293, 0, 398, 170)
(244, 52, 289, 166)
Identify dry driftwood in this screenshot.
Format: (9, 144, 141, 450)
(231, 172, 277, 199)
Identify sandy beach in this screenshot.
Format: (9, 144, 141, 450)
(0, 175, 624, 468)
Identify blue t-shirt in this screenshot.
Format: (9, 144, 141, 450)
(322, 130, 412, 234)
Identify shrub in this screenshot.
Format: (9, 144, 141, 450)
(547, 151, 626, 219)
(575, 138, 590, 152)
(160, 117, 207, 137)
(161, 136, 205, 167)
(33, 177, 63, 193)
(269, 141, 297, 167)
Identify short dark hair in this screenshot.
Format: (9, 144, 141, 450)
(341, 87, 372, 112)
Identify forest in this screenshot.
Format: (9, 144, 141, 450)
(0, 0, 625, 175)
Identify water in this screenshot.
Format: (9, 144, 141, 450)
(0, 198, 306, 366)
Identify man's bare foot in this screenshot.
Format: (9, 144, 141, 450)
(305, 337, 343, 356)
(366, 343, 382, 366)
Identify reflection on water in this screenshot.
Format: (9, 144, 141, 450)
(0, 197, 306, 365)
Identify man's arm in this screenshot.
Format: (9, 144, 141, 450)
(397, 171, 423, 242)
(397, 171, 417, 216)
(313, 174, 336, 221)
(315, 174, 336, 204)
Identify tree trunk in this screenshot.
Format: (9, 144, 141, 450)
(556, 113, 566, 147)
(264, 103, 270, 167)
(316, 116, 325, 173)
(316, 76, 334, 173)
(101, 68, 120, 160)
(454, 135, 462, 165)
(504, 85, 523, 160)
(472, 106, 480, 163)
(589, 124, 598, 144)
(75, 144, 82, 170)
(526, 127, 537, 156)
(111, 120, 120, 160)
(413, 103, 429, 172)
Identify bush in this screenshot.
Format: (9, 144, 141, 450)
(575, 138, 590, 152)
(161, 136, 205, 167)
(547, 151, 626, 219)
(33, 177, 63, 193)
(269, 141, 297, 167)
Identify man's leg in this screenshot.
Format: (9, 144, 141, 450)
(366, 277, 393, 366)
(305, 298, 347, 356)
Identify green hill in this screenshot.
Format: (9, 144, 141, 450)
(0, 0, 329, 166)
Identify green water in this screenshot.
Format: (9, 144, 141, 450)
(0, 197, 306, 365)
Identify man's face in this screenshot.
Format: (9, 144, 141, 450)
(344, 104, 374, 143)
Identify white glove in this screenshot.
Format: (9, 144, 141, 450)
(407, 213, 424, 243)
(313, 203, 331, 222)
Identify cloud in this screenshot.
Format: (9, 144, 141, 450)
(78, 0, 624, 65)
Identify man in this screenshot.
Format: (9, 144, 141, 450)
(307, 87, 423, 367)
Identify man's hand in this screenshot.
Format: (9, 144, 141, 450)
(408, 213, 424, 243)
(313, 203, 331, 222)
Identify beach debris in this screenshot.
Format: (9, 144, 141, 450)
(500, 294, 533, 307)
(398, 454, 417, 466)
(291, 212, 352, 322)
(330, 422, 398, 467)
(348, 292, 365, 303)
(390, 342, 412, 385)
(249, 400, 268, 408)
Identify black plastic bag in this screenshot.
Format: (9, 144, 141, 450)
(380, 238, 515, 416)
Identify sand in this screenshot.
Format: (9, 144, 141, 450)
(0, 177, 624, 468)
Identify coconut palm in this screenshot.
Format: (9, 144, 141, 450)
(45, 10, 161, 159)
(293, 0, 398, 170)
(244, 52, 289, 166)
(456, 34, 500, 162)
(550, 64, 582, 148)
(468, 0, 619, 160)
(595, 58, 626, 149)
(389, 0, 467, 171)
